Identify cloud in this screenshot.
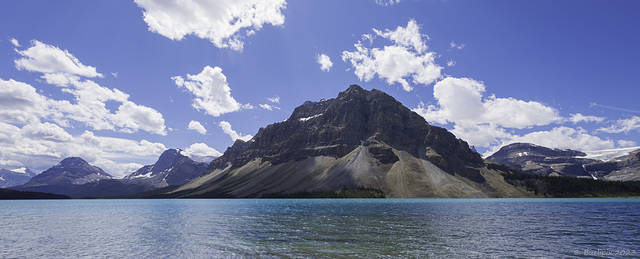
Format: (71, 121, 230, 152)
(375, 0, 400, 6)
(219, 121, 253, 142)
(40, 74, 167, 135)
(267, 95, 280, 103)
(188, 120, 207, 135)
(10, 38, 20, 47)
(316, 53, 333, 72)
(411, 77, 635, 157)
(449, 41, 466, 50)
(173, 66, 249, 117)
(134, 0, 286, 51)
(21, 122, 73, 143)
(484, 126, 617, 157)
(184, 143, 222, 163)
(14, 40, 102, 78)
(342, 19, 442, 91)
(414, 77, 561, 130)
(0, 78, 50, 124)
(9, 41, 167, 135)
(598, 116, 640, 134)
(112, 101, 167, 135)
(0, 124, 166, 177)
(259, 103, 280, 111)
(569, 113, 605, 124)
(446, 59, 456, 67)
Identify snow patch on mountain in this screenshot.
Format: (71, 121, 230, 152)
(299, 114, 322, 122)
(583, 146, 640, 161)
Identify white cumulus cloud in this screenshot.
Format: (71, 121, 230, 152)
(219, 121, 253, 142)
(21, 122, 73, 143)
(188, 120, 207, 135)
(316, 53, 333, 72)
(342, 19, 442, 91)
(134, 0, 286, 51)
(414, 77, 561, 131)
(173, 66, 249, 117)
(184, 143, 222, 163)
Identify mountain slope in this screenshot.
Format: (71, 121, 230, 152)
(0, 167, 36, 188)
(11, 157, 113, 197)
(170, 85, 530, 198)
(486, 143, 599, 178)
(487, 143, 640, 181)
(21, 157, 112, 187)
(123, 149, 208, 188)
(584, 149, 640, 181)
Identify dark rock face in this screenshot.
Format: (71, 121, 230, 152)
(22, 157, 112, 187)
(0, 168, 36, 188)
(124, 149, 208, 187)
(207, 84, 484, 182)
(205, 140, 251, 173)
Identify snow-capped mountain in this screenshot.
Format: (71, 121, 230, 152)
(123, 149, 208, 188)
(0, 167, 36, 188)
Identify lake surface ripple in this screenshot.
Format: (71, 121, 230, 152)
(1, 198, 639, 258)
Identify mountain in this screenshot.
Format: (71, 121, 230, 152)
(123, 149, 208, 188)
(11, 157, 113, 197)
(168, 85, 531, 198)
(487, 143, 640, 180)
(0, 167, 36, 188)
(584, 149, 640, 181)
(486, 143, 599, 178)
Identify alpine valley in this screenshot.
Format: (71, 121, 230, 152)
(5, 85, 640, 199)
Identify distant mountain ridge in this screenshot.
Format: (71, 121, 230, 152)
(0, 167, 36, 188)
(11, 149, 208, 198)
(22, 157, 112, 187)
(169, 85, 530, 198)
(487, 143, 640, 180)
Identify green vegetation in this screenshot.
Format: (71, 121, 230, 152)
(262, 186, 386, 198)
(0, 188, 70, 199)
(489, 164, 640, 198)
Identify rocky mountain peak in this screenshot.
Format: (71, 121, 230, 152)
(57, 157, 91, 168)
(123, 148, 207, 187)
(22, 157, 112, 187)
(207, 84, 484, 182)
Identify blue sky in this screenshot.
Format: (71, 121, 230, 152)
(1, 0, 639, 177)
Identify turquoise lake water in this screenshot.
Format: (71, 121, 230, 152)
(1, 198, 639, 258)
